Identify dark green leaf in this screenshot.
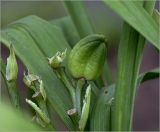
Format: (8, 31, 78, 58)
(138, 68, 160, 85)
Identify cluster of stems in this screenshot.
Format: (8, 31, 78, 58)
(23, 72, 55, 130)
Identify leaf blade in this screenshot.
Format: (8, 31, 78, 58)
(103, 1, 159, 50)
(1, 15, 75, 130)
(90, 85, 115, 131)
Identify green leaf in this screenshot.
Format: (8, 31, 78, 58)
(0, 58, 6, 80)
(89, 67, 159, 131)
(111, 1, 156, 131)
(63, 1, 94, 38)
(51, 17, 80, 47)
(153, 9, 160, 25)
(0, 15, 75, 130)
(0, 58, 10, 101)
(0, 103, 40, 131)
(138, 68, 160, 85)
(90, 84, 115, 131)
(103, 1, 159, 50)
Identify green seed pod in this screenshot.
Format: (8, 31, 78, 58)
(68, 34, 107, 80)
(6, 45, 18, 81)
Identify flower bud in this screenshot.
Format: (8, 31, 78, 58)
(48, 49, 67, 69)
(68, 34, 107, 80)
(6, 45, 18, 81)
(23, 72, 46, 101)
(23, 71, 40, 88)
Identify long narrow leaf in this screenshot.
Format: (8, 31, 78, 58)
(103, 1, 159, 50)
(138, 68, 160, 85)
(63, 1, 94, 38)
(111, 1, 156, 131)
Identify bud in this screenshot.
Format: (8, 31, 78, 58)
(48, 49, 67, 69)
(6, 45, 18, 81)
(68, 34, 107, 80)
(23, 71, 40, 88)
(23, 72, 46, 101)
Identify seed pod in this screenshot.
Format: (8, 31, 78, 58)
(6, 45, 18, 81)
(68, 34, 107, 80)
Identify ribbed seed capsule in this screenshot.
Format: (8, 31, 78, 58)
(6, 45, 18, 81)
(68, 34, 107, 80)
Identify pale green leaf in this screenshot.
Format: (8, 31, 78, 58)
(103, 1, 159, 50)
(0, 103, 41, 131)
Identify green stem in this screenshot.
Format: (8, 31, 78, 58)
(29, 81, 55, 130)
(112, 1, 156, 131)
(129, 1, 156, 130)
(37, 99, 55, 130)
(103, 61, 113, 85)
(63, 1, 94, 38)
(55, 67, 76, 108)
